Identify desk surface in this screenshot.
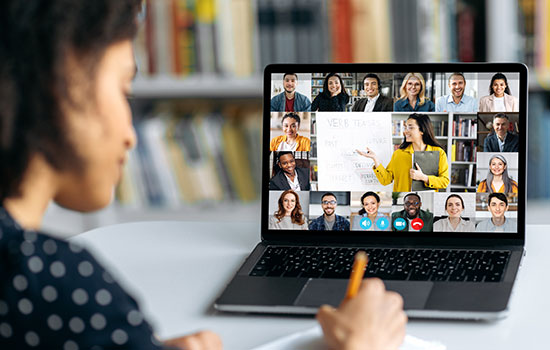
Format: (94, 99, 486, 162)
(73, 222, 548, 350)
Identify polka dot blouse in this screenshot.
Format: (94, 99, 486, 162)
(0, 207, 170, 349)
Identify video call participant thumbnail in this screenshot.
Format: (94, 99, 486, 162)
(270, 112, 311, 151)
(357, 113, 449, 192)
(270, 73, 312, 112)
(352, 73, 393, 112)
(393, 73, 435, 112)
(476, 193, 517, 232)
(351, 192, 390, 231)
(269, 190, 308, 230)
(479, 73, 519, 112)
(483, 113, 519, 152)
(311, 73, 350, 112)
(308, 192, 350, 231)
(477, 154, 518, 193)
(435, 72, 478, 113)
(433, 194, 475, 232)
(269, 152, 310, 191)
(391, 193, 433, 232)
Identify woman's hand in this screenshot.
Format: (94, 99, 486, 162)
(410, 163, 429, 183)
(356, 147, 381, 168)
(164, 331, 222, 350)
(317, 278, 407, 350)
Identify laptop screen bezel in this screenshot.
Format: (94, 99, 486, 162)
(261, 63, 527, 246)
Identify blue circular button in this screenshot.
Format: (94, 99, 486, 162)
(393, 217, 407, 231)
(376, 217, 389, 230)
(359, 217, 372, 230)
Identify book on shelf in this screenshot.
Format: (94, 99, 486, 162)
(452, 140, 476, 162)
(452, 117, 477, 137)
(450, 164, 475, 188)
(116, 106, 261, 207)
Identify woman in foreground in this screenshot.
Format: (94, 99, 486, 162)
(0, 1, 406, 349)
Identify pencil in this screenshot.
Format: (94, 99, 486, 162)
(345, 251, 368, 301)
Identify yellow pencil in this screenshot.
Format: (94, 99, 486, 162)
(345, 251, 368, 301)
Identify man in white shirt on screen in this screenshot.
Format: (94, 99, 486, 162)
(435, 72, 478, 113)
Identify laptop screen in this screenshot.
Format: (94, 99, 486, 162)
(262, 64, 527, 241)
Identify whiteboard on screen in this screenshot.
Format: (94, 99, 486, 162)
(317, 112, 393, 191)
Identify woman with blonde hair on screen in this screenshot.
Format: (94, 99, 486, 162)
(393, 73, 435, 112)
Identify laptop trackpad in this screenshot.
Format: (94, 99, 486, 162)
(294, 279, 433, 310)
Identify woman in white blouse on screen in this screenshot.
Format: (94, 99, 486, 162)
(479, 73, 519, 112)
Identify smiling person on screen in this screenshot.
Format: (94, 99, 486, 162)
(357, 113, 449, 192)
(435, 72, 478, 113)
(476, 193, 517, 232)
(391, 193, 433, 232)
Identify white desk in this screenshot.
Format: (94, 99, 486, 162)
(73, 222, 548, 350)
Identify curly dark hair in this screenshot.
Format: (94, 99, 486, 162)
(0, 0, 141, 202)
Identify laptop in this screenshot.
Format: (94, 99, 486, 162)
(215, 63, 527, 320)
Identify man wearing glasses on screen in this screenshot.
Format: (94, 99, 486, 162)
(391, 193, 433, 232)
(309, 192, 350, 231)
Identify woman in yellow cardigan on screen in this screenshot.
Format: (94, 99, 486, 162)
(357, 113, 449, 192)
(270, 112, 311, 151)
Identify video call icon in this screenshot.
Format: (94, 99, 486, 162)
(393, 218, 407, 231)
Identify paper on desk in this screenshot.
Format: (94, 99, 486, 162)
(250, 325, 446, 350)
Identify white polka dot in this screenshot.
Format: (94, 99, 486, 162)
(42, 239, 57, 255)
(13, 274, 28, 291)
(102, 271, 115, 284)
(112, 329, 128, 345)
(25, 331, 40, 347)
(20, 241, 35, 256)
(0, 300, 8, 316)
(64, 340, 79, 350)
(90, 313, 107, 330)
(0, 322, 12, 338)
(78, 261, 94, 277)
(72, 288, 88, 305)
(42, 285, 58, 302)
(23, 230, 38, 243)
(47, 314, 63, 331)
(127, 310, 143, 326)
(95, 289, 112, 306)
(18, 298, 33, 315)
(68, 241, 83, 253)
(28, 256, 44, 273)
(68, 317, 85, 333)
(151, 334, 162, 346)
(50, 261, 66, 278)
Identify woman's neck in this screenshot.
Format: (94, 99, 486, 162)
(408, 95, 418, 107)
(448, 216, 461, 228)
(412, 141, 426, 151)
(492, 174, 503, 182)
(286, 135, 297, 143)
(367, 213, 377, 221)
(2, 155, 58, 230)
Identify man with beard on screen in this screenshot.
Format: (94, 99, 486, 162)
(391, 193, 433, 232)
(309, 192, 350, 231)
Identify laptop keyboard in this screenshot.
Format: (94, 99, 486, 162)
(250, 246, 510, 282)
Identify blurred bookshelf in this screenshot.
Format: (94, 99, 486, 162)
(42, 0, 550, 237)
